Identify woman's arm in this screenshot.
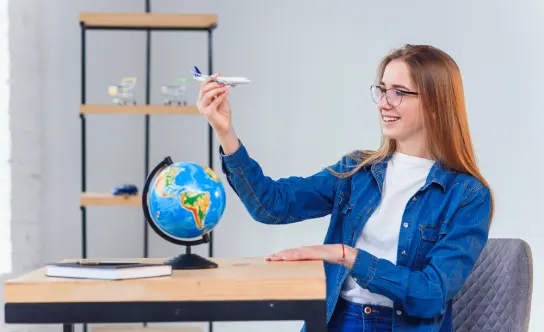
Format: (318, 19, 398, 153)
(345, 185, 492, 318)
(198, 79, 343, 225)
(219, 140, 345, 225)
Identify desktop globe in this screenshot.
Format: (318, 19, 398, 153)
(142, 156, 226, 269)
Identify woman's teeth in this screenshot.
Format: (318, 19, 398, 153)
(383, 116, 400, 122)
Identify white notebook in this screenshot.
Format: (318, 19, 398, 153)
(45, 260, 173, 280)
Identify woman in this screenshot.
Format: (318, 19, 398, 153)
(196, 44, 493, 332)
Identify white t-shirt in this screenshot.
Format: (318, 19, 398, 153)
(340, 152, 435, 307)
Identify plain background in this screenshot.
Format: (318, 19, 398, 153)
(2, 0, 543, 331)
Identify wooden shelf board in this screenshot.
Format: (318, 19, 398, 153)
(92, 326, 203, 332)
(80, 105, 200, 115)
(80, 13, 217, 29)
(81, 193, 141, 207)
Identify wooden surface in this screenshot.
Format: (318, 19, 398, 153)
(80, 105, 200, 115)
(92, 326, 203, 332)
(4, 257, 326, 303)
(81, 193, 141, 206)
(79, 13, 217, 29)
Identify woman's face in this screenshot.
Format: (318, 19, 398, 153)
(376, 59, 425, 147)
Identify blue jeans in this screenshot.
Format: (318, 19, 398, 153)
(328, 297, 393, 331)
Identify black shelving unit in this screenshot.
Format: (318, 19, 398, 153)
(78, 3, 217, 332)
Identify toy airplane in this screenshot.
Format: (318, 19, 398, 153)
(192, 66, 250, 87)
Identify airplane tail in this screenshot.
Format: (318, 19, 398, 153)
(192, 66, 202, 77)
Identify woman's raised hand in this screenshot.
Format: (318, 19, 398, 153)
(196, 75, 240, 154)
(197, 75, 231, 136)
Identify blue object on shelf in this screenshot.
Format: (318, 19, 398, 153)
(112, 184, 138, 196)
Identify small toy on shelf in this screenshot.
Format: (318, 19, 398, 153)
(161, 78, 188, 106)
(111, 184, 138, 196)
(108, 77, 137, 105)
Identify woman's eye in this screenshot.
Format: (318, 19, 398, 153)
(395, 89, 407, 96)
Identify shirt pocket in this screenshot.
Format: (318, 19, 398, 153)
(413, 221, 451, 270)
(335, 191, 354, 237)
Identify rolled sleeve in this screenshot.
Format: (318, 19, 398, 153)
(350, 249, 378, 288)
(219, 140, 249, 171)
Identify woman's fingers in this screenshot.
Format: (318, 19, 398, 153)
(197, 73, 220, 102)
(199, 73, 220, 90)
(196, 73, 227, 120)
(264, 246, 321, 262)
(210, 89, 229, 108)
(199, 83, 223, 104)
(201, 81, 222, 94)
(264, 252, 283, 261)
(197, 81, 217, 103)
(265, 249, 296, 261)
(200, 72, 219, 85)
(201, 86, 229, 106)
(199, 73, 219, 87)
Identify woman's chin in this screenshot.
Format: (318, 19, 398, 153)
(382, 128, 400, 139)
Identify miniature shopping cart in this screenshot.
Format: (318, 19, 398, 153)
(161, 78, 188, 106)
(108, 77, 137, 105)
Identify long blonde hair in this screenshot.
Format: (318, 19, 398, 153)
(330, 44, 494, 219)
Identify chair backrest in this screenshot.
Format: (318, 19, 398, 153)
(452, 238, 533, 332)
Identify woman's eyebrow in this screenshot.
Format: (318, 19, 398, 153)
(379, 81, 411, 90)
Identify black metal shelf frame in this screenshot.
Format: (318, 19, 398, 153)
(79, 16, 216, 260)
(78, 3, 217, 332)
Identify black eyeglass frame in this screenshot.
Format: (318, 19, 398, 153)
(370, 84, 419, 107)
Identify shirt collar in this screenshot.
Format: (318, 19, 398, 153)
(369, 153, 454, 193)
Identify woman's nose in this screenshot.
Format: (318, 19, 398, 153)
(378, 94, 392, 109)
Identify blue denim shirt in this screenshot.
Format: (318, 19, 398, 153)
(219, 142, 492, 332)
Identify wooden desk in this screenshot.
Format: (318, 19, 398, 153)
(4, 257, 327, 331)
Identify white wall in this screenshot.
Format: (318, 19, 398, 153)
(0, 0, 46, 330)
(3, 0, 542, 331)
(0, 0, 10, 276)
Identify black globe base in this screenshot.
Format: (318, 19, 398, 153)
(165, 252, 218, 270)
(164, 244, 218, 270)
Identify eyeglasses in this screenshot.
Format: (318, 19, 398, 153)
(370, 85, 418, 107)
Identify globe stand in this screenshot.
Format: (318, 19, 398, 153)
(142, 156, 220, 270)
(164, 233, 218, 269)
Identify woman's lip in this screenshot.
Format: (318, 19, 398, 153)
(382, 116, 400, 123)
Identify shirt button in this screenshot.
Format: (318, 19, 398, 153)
(401, 250, 407, 256)
(412, 196, 417, 201)
(397, 310, 402, 315)
(354, 277, 358, 282)
(403, 222, 408, 228)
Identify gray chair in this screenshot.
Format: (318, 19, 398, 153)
(452, 238, 533, 332)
